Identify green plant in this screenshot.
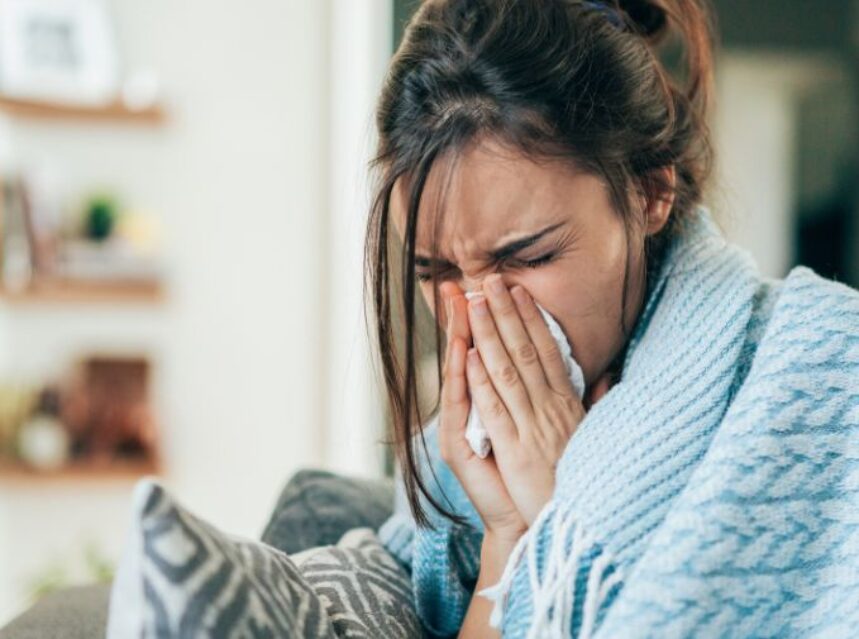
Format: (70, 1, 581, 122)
(83, 195, 120, 241)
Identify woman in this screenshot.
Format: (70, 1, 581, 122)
(368, 1, 859, 637)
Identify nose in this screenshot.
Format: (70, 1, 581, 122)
(459, 276, 483, 295)
(458, 268, 490, 294)
(458, 270, 505, 296)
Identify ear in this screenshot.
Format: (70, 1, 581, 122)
(642, 165, 676, 236)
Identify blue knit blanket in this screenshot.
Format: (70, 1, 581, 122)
(378, 205, 859, 638)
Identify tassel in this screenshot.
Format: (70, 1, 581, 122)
(476, 500, 623, 638)
(477, 501, 558, 628)
(579, 551, 623, 637)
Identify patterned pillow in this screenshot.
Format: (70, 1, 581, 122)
(107, 479, 336, 638)
(107, 478, 419, 639)
(290, 527, 420, 638)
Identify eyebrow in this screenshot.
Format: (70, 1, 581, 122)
(415, 222, 565, 267)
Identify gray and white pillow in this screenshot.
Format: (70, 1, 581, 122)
(291, 527, 420, 638)
(107, 478, 336, 638)
(107, 478, 419, 639)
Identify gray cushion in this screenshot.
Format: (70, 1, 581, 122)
(0, 584, 110, 639)
(261, 468, 395, 554)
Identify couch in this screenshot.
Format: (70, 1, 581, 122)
(0, 469, 396, 639)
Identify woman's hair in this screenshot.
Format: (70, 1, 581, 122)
(364, 0, 718, 529)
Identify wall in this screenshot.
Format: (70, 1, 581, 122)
(0, 0, 334, 622)
(712, 51, 852, 278)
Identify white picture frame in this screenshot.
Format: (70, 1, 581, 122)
(0, 0, 119, 105)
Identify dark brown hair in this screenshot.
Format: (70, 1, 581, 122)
(364, 0, 718, 529)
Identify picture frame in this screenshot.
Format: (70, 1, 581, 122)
(0, 0, 119, 105)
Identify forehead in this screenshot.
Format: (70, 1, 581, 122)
(390, 137, 591, 255)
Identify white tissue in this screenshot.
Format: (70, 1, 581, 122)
(463, 291, 586, 459)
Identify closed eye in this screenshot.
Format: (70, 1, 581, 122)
(509, 252, 557, 269)
(415, 252, 557, 281)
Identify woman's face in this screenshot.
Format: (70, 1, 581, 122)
(390, 136, 673, 388)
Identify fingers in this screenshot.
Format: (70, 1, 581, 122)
(441, 283, 471, 379)
(510, 285, 573, 395)
(438, 281, 456, 327)
(440, 282, 472, 380)
(481, 274, 551, 401)
(468, 291, 535, 430)
(439, 283, 476, 463)
(465, 347, 517, 450)
(439, 336, 469, 461)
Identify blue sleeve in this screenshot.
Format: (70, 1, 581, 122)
(377, 416, 485, 638)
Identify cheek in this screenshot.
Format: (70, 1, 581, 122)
(515, 242, 629, 381)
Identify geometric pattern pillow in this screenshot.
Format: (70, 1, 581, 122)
(290, 527, 420, 638)
(106, 478, 337, 638)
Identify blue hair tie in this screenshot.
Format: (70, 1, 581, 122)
(581, 0, 626, 29)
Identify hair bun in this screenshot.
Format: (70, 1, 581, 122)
(617, 0, 669, 42)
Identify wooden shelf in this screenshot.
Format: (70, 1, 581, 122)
(0, 278, 165, 304)
(0, 459, 161, 483)
(0, 95, 165, 125)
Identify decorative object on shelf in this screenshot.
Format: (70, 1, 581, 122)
(55, 191, 163, 283)
(61, 355, 158, 465)
(1, 233, 33, 292)
(83, 193, 117, 241)
(0, 353, 161, 476)
(17, 386, 69, 470)
(0, 171, 165, 299)
(19, 165, 63, 276)
(0, 382, 39, 459)
(0, 0, 119, 106)
(1, 174, 37, 292)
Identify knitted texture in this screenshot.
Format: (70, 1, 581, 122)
(377, 204, 859, 638)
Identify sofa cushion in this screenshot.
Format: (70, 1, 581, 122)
(107, 477, 419, 638)
(290, 527, 420, 637)
(0, 584, 110, 639)
(107, 478, 338, 638)
(261, 468, 394, 554)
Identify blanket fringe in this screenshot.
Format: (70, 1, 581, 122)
(476, 501, 622, 638)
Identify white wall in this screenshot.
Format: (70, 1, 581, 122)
(0, 0, 340, 623)
(133, 0, 333, 537)
(323, 0, 391, 478)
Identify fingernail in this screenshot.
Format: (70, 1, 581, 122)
(470, 296, 489, 317)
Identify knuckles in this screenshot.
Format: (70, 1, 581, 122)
(495, 363, 520, 387)
(487, 398, 508, 419)
(514, 342, 539, 366)
(495, 300, 518, 320)
(540, 343, 564, 369)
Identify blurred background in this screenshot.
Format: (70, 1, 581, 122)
(0, 0, 856, 625)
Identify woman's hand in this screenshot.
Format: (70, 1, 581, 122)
(465, 274, 586, 526)
(438, 281, 529, 541)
